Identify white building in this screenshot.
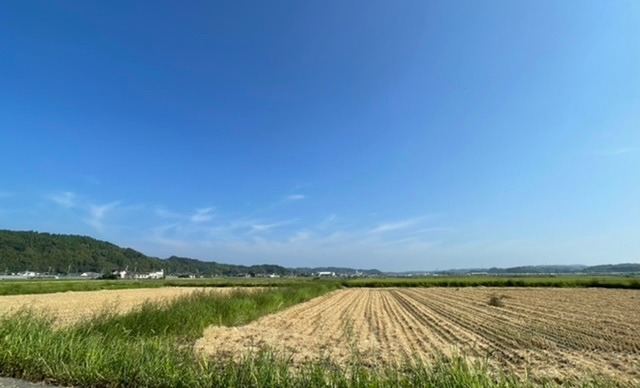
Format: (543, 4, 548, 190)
(134, 269, 164, 280)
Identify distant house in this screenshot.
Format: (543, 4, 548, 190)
(317, 271, 335, 277)
(134, 269, 164, 280)
(112, 270, 127, 279)
(80, 272, 101, 279)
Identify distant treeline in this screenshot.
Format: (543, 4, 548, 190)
(345, 276, 640, 289)
(0, 230, 291, 276)
(465, 264, 640, 275)
(1, 230, 637, 277)
(417, 264, 640, 276)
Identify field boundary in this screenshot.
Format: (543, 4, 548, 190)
(341, 275, 640, 289)
(2, 275, 640, 296)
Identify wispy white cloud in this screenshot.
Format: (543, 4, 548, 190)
(241, 191, 308, 218)
(147, 224, 192, 249)
(47, 191, 77, 208)
(36, 191, 465, 269)
(24, 188, 635, 271)
(412, 226, 453, 234)
(369, 218, 422, 234)
(86, 201, 120, 230)
(190, 207, 215, 223)
(317, 214, 336, 229)
(154, 206, 216, 223)
(379, 237, 438, 247)
(289, 230, 311, 243)
(250, 219, 297, 232)
(212, 218, 260, 233)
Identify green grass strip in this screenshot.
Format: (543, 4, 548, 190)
(73, 283, 338, 341)
(341, 276, 640, 289)
(3, 275, 640, 297)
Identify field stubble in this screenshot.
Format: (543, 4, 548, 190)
(0, 287, 251, 326)
(196, 287, 640, 383)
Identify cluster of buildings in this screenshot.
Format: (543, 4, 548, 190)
(314, 271, 368, 278)
(110, 269, 165, 279)
(0, 270, 59, 280)
(0, 269, 166, 281)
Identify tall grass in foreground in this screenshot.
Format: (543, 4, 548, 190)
(0, 312, 622, 387)
(0, 284, 632, 387)
(74, 284, 335, 341)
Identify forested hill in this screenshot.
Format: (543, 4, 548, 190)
(0, 230, 290, 276)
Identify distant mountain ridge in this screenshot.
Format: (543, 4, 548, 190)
(0, 230, 377, 276)
(1, 230, 638, 276)
(399, 263, 639, 275)
(0, 230, 292, 276)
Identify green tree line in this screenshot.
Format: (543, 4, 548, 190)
(0, 230, 289, 276)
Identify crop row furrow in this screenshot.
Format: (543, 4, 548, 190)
(394, 291, 499, 361)
(393, 290, 527, 368)
(409, 288, 626, 353)
(419, 290, 622, 352)
(326, 290, 363, 342)
(385, 290, 463, 352)
(365, 290, 393, 363)
(416, 290, 562, 350)
(378, 290, 435, 361)
(404, 289, 640, 376)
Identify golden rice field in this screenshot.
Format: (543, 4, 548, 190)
(0, 287, 236, 326)
(196, 288, 640, 383)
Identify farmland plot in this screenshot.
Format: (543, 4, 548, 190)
(196, 288, 640, 383)
(0, 287, 237, 326)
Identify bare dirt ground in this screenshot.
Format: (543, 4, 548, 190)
(196, 287, 640, 383)
(0, 377, 61, 388)
(0, 287, 236, 326)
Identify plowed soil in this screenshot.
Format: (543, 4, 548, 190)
(196, 288, 640, 383)
(0, 287, 233, 326)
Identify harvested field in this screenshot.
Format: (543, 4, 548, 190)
(196, 287, 640, 383)
(0, 287, 239, 326)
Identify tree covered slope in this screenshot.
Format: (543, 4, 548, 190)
(0, 230, 288, 276)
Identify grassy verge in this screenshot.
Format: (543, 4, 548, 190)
(0, 314, 619, 387)
(0, 316, 525, 388)
(74, 284, 337, 341)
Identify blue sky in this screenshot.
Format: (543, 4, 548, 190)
(1, 1, 639, 271)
